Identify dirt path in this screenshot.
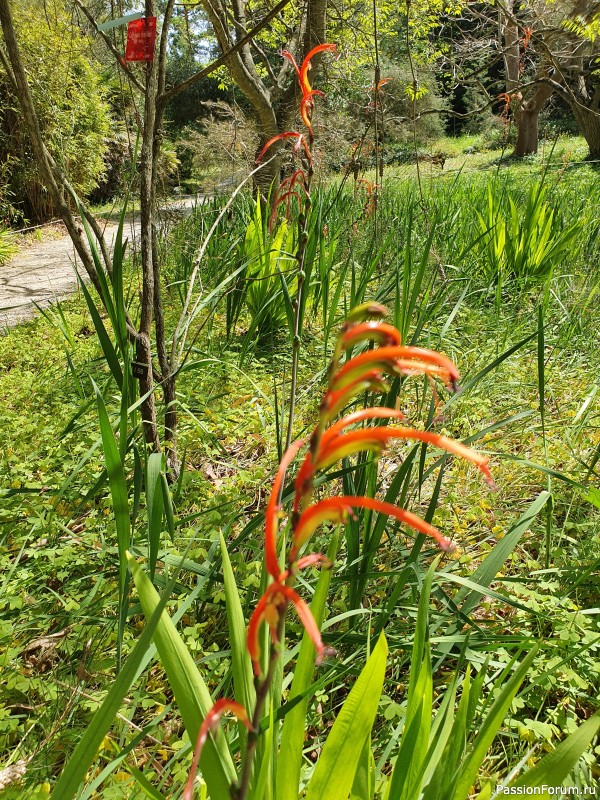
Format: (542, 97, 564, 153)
(0, 197, 200, 330)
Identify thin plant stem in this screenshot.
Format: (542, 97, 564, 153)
(235, 613, 287, 800)
(284, 142, 315, 452)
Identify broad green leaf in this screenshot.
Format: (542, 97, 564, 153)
(304, 633, 388, 800)
(387, 563, 437, 800)
(276, 533, 340, 800)
(219, 531, 256, 744)
(50, 581, 172, 800)
(79, 277, 123, 389)
(128, 554, 236, 798)
(93, 379, 130, 666)
(512, 710, 600, 791)
(350, 736, 375, 800)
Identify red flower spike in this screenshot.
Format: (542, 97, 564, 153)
(334, 321, 402, 363)
(316, 427, 495, 487)
(184, 699, 252, 800)
(291, 495, 455, 560)
(265, 438, 306, 580)
(332, 345, 460, 393)
(247, 582, 333, 675)
(283, 44, 336, 133)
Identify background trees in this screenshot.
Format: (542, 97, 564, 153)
(0, 0, 110, 222)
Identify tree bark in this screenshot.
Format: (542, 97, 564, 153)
(500, 0, 553, 157)
(573, 104, 600, 159)
(514, 84, 554, 155)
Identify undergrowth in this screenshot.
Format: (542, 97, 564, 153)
(0, 158, 599, 797)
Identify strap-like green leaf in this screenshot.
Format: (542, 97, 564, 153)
(449, 647, 538, 800)
(219, 532, 256, 744)
(276, 533, 340, 800)
(146, 452, 164, 580)
(50, 580, 172, 800)
(128, 554, 237, 798)
(304, 633, 388, 800)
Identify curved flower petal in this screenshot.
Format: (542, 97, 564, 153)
(315, 427, 495, 487)
(184, 699, 252, 800)
(319, 370, 389, 425)
(265, 438, 306, 580)
(294, 409, 405, 512)
(291, 495, 455, 558)
(300, 89, 326, 131)
(332, 345, 460, 392)
(299, 43, 337, 95)
(256, 132, 311, 163)
(247, 583, 287, 675)
(282, 48, 300, 78)
(247, 582, 333, 675)
(338, 320, 402, 354)
(322, 407, 406, 445)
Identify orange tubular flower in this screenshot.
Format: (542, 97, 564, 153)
(283, 43, 337, 135)
(315, 427, 495, 488)
(290, 495, 455, 562)
(318, 370, 390, 425)
(256, 131, 312, 163)
(331, 345, 461, 392)
(333, 320, 402, 366)
(247, 582, 333, 676)
(184, 699, 252, 800)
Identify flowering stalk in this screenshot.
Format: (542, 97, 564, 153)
(186, 305, 497, 800)
(256, 44, 337, 451)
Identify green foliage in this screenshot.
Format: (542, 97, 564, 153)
(0, 227, 16, 265)
(1, 152, 599, 796)
(0, 0, 111, 221)
(476, 182, 582, 293)
(240, 197, 297, 341)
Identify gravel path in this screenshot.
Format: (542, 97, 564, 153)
(0, 197, 200, 330)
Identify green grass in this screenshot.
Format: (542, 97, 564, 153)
(1, 146, 599, 797)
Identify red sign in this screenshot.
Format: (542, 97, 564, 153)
(125, 17, 157, 62)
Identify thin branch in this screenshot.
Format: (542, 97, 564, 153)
(161, 0, 292, 104)
(72, 0, 145, 94)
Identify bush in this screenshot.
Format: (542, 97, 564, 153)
(0, 0, 111, 221)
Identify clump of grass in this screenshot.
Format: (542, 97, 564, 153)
(0, 228, 17, 266)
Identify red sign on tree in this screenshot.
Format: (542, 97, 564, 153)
(125, 17, 157, 62)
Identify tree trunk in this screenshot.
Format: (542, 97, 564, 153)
(500, 1, 553, 157)
(513, 85, 554, 155)
(573, 104, 600, 159)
